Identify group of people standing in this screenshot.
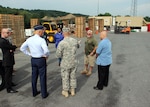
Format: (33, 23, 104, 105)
(81, 29, 112, 90)
(0, 25, 112, 99)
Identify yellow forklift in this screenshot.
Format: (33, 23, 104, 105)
(42, 22, 58, 43)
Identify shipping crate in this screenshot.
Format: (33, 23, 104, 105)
(75, 17, 86, 38)
(0, 14, 14, 30)
(75, 17, 85, 25)
(0, 14, 25, 47)
(75, 25, 85, 38)
(30, 18, 40, 28)
(98, 19, 104, 32)
(88, 18, 95, 32)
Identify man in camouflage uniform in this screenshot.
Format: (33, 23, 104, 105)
(56, 28, 79, 98)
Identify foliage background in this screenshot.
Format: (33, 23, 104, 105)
(0, 5, 150, 28)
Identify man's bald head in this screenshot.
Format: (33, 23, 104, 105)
(1, 28, 8, 33)
(100, 31, 107, 40)
(1, 28, 9, 38)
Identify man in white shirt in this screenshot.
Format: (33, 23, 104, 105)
(20, 25, 50, 99)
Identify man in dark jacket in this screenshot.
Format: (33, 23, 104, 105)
(0, 33, 5, 91)
(0, 28, 18, 93)
(42, 27, 49, 46)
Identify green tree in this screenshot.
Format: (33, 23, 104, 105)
(144, 16, 150, 22)
(19, 11, 32, 28)
(125, 15, 130, 17)
(0, 5, 88, 28)
(98, 12, 111, 16)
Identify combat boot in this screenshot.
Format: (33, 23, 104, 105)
(70, 88, 75, 96)
(81, 69, 88, 74)
(86, 71, 92, 76)
(62, 90, 69, 98)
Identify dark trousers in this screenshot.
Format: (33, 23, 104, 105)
(4, 66, 13, 90)
(96, 65, 110, 90)
(31, 57, 47, 98)
(0, 61, 5, 90)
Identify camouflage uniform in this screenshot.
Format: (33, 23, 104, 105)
(56, 37, 79, 91)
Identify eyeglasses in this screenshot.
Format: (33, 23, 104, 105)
(4, 32, 9, 34)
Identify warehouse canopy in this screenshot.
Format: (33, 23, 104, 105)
(41, 16, 55, 21)
(41, 14, 76, 21)
(59, 14, 76, 20)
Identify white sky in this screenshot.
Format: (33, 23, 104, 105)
(0, 0, 150, 16)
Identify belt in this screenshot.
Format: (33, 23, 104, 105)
(32, 57, 45, 59)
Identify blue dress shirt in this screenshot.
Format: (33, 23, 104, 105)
(20, 34, 50, 58)
(96, 38, 112, 66)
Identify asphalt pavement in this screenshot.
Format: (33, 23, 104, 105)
(0, 32, 150, 107)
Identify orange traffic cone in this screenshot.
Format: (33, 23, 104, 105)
(95, 30, 99, 34)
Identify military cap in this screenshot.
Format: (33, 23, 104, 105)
(34, 25, 44, 30)
(62, 27, 70, 32)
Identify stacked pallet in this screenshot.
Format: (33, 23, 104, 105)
(0, 14, 14, 31)
(0, 14, 25, 47)
(98, 19, 104, 32)
(13, 15, 25, 47)
(88, 18, 95, 33)
(75, 17, 86, 38)
(30, 18, 40, 28)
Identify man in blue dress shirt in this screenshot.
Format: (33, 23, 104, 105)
(20, 25, 50, 98)
(93, 31, 112, 90)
